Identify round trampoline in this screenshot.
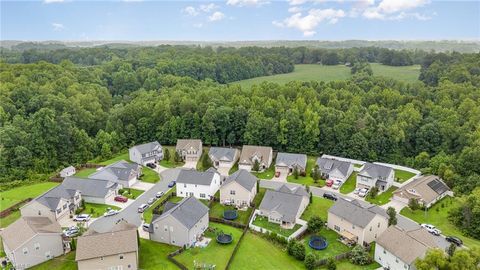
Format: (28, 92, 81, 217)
(223, 210, 238, 220)
(309, 236, 328, 250)
(216, 233, 233, 244)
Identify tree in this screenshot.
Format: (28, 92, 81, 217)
(350, 245, 371, 266)
(448, 187, 480, 239)
(447, 243, 456, 258)
(164, 148, 170, 162)
(174, 151, 182, 164)
(368, 187, 379, 199)
(253, 160, 260, 172)
(201, 152, 212, 170)
(287, 240, 306, 261)
(311, 165, 321, 184)
(326, 257, 336, 270)
(307, 216, 323, 233)
(408, 198, 421, 211)
(387, 207, 397, 226)
(415, 248, 480, 270)
(293, 167, 299, 179)
(304, 253, 317, 270)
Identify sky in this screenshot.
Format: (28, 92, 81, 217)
(1, 0, 479, 41)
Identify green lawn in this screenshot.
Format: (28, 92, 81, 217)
(73, 168, 97, 178)
(303, 229, 351, 260)
(229, 161, 239, 174)
(301, 196, 334, 221)
(209, 201, 253, 225)
(159, 146, 185, 168)
(139, 239, 179, 270)
(30, 251, 77, 270)
(252, 215, 301, 237)
(0, 210, 21, 228)
(175, 222, 243, 270)
(196, 147, 211, 171)
(119, 188, 144, 200)
(400, 196, 480, 249)
(370, 63, 421, 83)
(229, 232, 305, 270)
(365, 186, 397, 205)
(140, 167, 160, 183)
(331, 260, 381, 270)
(252, 164, 275, 180)
(81, 203, 120, 218)
(394, 169, 417, 183)
(340, 172, 357, 194)
(287, 156, 325, 187)
(97, 151, 130, 165)
(143, 188, 177, 223)
(0, 182, 59, 211)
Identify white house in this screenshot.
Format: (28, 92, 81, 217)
(129, 141, 163, 165)
(356, 163, 394, 192)
(176, 168, 221, 200)
(59, 166, 76, 178)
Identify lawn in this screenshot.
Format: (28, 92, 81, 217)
(302, 228, 351, 260)
(370, 63, 421, 83)
(30, 251, 77, 270)
(143, 188, 177, 223)
(196, 147, 211, 172)
(394, 169, 417, 183)
(139, 238, 179, 270)
(229, 232, 305, 270)
(252, 164, 275, 180)
(252, 215, 301, 237)
(287, 156, 325, 187)
(0, 210, 21, 228)
(0, 182, 59, 211)
(332, 260, 381, 270)
(365, 186, 397, 205)
(159, 146, 185, 168)
(119, 188, 144, 199)
(81, 203, 120, 218)
(140, 167, 160, 183)
(209, 201, 253, 225)
(97, 151, 130, 165)
(301, 196, 334, 221)
(229, 161, 239, 174)
(400, 196, 480, 249)
(340, 172, 357, 194)
(73, 167, 97, 178)
(175, 222, 243, 270)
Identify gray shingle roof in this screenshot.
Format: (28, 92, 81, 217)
(328, 199, 385, 228)
(62, 177, 118, 198)
(259, 184, 308, 223)
(176, 139, 202, 151)
(131, 141, 162, 154)
(152, 196, 209, 230)
(276, 153, 307, 170)
(35, 185, 78, 211)
(239, 145, 272, 166)
(316, 158, 352, 177)
(89, 160, 140, 182)
(223, 169, 257, 191)
(359, 162, 393, 179)
(176, 169, 218, 186)
(209, 147, 238, 162)
(0, 217, 62, 251)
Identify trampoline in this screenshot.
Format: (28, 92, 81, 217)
(216, 233, 233, 244)
(223, 210, 238, 220)
(309, 236, 328, 250)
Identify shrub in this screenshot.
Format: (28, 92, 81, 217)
(304, 253, 317, 270)
(368, 187, 379, 199)
(408, 198, 420, 210)
(326, 257, 337, 270)
(307, 215, 323, 233)
(287, 240, 306, 261)
(349, 245, 372, 265)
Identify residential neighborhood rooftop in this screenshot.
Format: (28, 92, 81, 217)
(394, 175, 451, 205)
(152, 196, 209, 230)
(276, 152, 307, 169)
(358, 162, 393, 179)
(209, 147, 238, 162)
(130, 141, 162, 154)
(176, 168, 218, 186)
(62, 176, 118, 198)
(316, 157, 352, 176)
(239, 145, 272, 165)
(259, 184, 308, 223)
(34, 184, 78, 211)
(223, 169, 257, 191)
(176, 139, 202, 151)
(88, 160, 140, 182)
(328, 198, 383, 228)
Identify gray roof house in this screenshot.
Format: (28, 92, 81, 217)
(60, 166, 76, 178)
(129, 141, 163, 165)
(258, 184, 309, 229)
(88, 160, 142, 188)
(62, 176, 119, 204)
(149, 196, 209, 247)
(316, 157, 354, 182)
(176, 139, 203, 162)
(357, 163, 395, 192)
(0, 216, 64, 269)
(176, 168, 222, 200)
(208, 147, 239, 172)
(238, 145, 273, 172)
(393, 175, 452, 208)
(275, 152, 307, 174)
(220, 169, 258, 207)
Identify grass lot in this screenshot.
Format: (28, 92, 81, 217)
(0, 210, 21, 228)
(159, 146, 185, 168)
(119, 188, 144, 199)
(252, 215, 301, 237)
(303, 229, 351, 259)
(73, 168, 97, 178)
(252, 164, 275, 180)
(209, 201, 253, 225)
(400, 197, 480, 249)
(371, 63, 421, 83)
(301, 196, 334, 221)
(365, 186, 397, 205)
(230, 232, 305, 270)
(196, 147, 211, 171)
(30, 251, 77, 270)
(229, 161, 239, 174)
(340, 172, 357, 194)
(0, 182, 59, 211)
(331, 260, 381, 270)
(81, 203, 120, 218)
(287, 156, 325, 187)
(139, 239, 179, 270)
(394, 169, 417, 183)
(175, 222, 243, 270)
(97, 151, 130, 165)
(143, 188, 177, 223)
(140, 167, 160, 183)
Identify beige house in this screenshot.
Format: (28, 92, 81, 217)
(220, 169, 257, 207)
(238, 145, 273, 172)
(0, 216, 64, 269)
(327, 199, 389, 246)
(176, 139, 203, 162)
(393, 175, 452, 208)
(76, 221, 139, 270)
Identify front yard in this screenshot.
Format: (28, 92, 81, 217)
(301, 196, 334, 221)
(119, 188, 144, 199)
(81, 203, 120, 218)
(339, 172, 357, 194)
(394, 169, 416, 183)
(143, 188, 177, 223)
(159, 146, 184, 168)
(365, 186, 397, 205)
(287, 156, 325, 187)
(139, 239, 179, 270)
(140, 167, 160, 183)
(252, 215, 301, 237)
(252, 164, 276, 180)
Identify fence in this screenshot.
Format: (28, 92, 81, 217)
(315, 252, 351, 266)
(248, 210, 307, 241)
(168, 248, 188, 270)
(0, 198, 32, 218)
(152, 192, 177, 215)
(209, 217, 246, 229)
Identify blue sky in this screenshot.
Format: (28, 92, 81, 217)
(1, 0, 479, 41)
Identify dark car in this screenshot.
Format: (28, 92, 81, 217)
(445, 236, 463, 246)
(323, 192, 337, 201)
(146, 163, 156, 169)
(168, 181, 176, 188)
(114, 195, 128, 203)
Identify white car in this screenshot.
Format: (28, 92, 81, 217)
(73, 214, 91, 222)
(63, 226, 80, 237)
(156, 191, 164, 198)
(421, 223, 442, 236)
(332, 180, 342, 190)
(138, 204, 149, 213)
(147, 197, 156, 205)
(353, 188, 361, 195)
(103, 209, 119, 217)
(358, 188, 369, 197)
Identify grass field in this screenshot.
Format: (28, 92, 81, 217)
(394, 169, 417, 183)
(301, 196, 334, 221)
(303, 229, 351, 259)
(209, 201, 253, 225)
(252, 215, 301, 237)
(97, 151, 130, 165)
(229, 232, 305, 270)
(365, 186, 397, 205)
(73, 168, 97, 178)
(340, 172, 357, 194)
(400, 196, 480, 249)
(287, 156, 325, 187)
(139, 239, 179, 270)
(30, 251, 77, 270)
(0, 182, 59, 211)
(371, 63, 421, 83)
(252, 164, 276, 180)
(140, 167, 160, 183)
(81, 203, 120, 218)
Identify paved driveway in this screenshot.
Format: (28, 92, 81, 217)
(217, 166, 231, 176)
(132, 181, 155, 191)
(183, 160, 197, 169)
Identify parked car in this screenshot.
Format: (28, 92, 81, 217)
(168, 181, 176, 188)
(323, 192, 337, 201)
(142, 223, 150, 232)
(156, 191, 164, 198)
(114, 195, 128, 203)
(421, 223, 442, 236)
(138, 204, 149, 213)
(103, 209, 119, 217)
(63, 226, 80, 237)
(353, 188, 361, 195)
(332, 180, 342, 190)
(326, 179, 334, 187)
(445, 236, 463, 246)
(358, 188, 369, 197)
(147, 197, 157, 205)
(73, 214, 91, 222)
(146, 163, 156, 169)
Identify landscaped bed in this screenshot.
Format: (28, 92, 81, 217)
(365, 186, 397, 205)
(252, 215, 301, 237)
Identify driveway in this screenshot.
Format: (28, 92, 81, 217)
(59, 216, 97, 229)
(132, 181, 155, 191)
(217, 166, 231, 176)
(183, 160, 197, 169)
(381, 199, 407, 212)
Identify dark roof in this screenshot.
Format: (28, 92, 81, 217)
(35, 185, 78, 211)
(62, 177, 118, 198)
(89, 160, 139, 182)
(259, 184, 308, 223)
(316, 158, 352, 177)
(276, 153, 307, 170)
(223, 169, 257, 191)
(176, 169, 218, 186)
(328, 199, 386, 228)
(131, 141, 162, 154)
(209, 147, 238, 162)
(152, 196, 209, 230)
(358, 162, 393, 179)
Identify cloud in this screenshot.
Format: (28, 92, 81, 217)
(193, 23, 204, 28)
(208, 11, 226, 22)
(51, 23, 65, 31)
(183, 6, 199, 16)
(362, 0, 431, 20)
(274, 8, 345, 36)
(44, 0, 64, 3)
(288, 6, 302, 13)
(227, 0, 269, 7)
(200, 3, 219, 12)
(377, 0, 429, 14)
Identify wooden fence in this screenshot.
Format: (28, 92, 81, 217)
(0, 198, 32, 218)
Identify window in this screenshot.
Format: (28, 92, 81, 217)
(34, 243, 40, 250)
(395, 259, 399, 263)
(45, 251, 51, 259)
(369, 227, 372, 231)
(200, 193, 206, 198)
(23, 247, 28, 254)
(378, 222, 380, 228)
(63, 204, 67, 210)
(195, 184, 197, 187)
(164, 225, 168, 231)
(230, 190, 236, 195)
(56, 208, 62, 214)
(120, 255, 124, 259)
(184, 184, 187, 188)
(334, 225, 340, 232)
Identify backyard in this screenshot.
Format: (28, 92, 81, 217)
(30, 251, 77, 270)
(140, 167, 160, 183)
(209, 201, 253, 225)
(94, 151, 130, 165)
(139, 239, 179, 270)
(287, 156, 325, 187)
(73, 168, 97, 178)
(0, 210, 21, 228)
(365, 186, 397, 205)
(394, 169, 417, 183)
(252, 215, 301, 237)
(81, 203, 120, 218)
(301, 196, 334, 221)
(0, 182, 58, 211)
(339, 172, 357, 194)
(302, 229, 351, 259)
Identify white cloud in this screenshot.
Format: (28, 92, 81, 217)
(200, 3, 219, 12)
(193, 23, 204, 28)
(288, 6, 302, 13)
(51, 23, 65, 31)
(377, 0, 429, 14)
(208, 11, 226, 22)
(227, 0, 269, 7)
(361, 0, 431, 20)
(183, 6, 199, 16)
(44, 0, 64, 3)
(274, 8, 345, 36)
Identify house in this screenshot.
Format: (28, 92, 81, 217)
(275, 153, 307, 175)
(258, 184, 309, 229)
(238, 145, 273, 172)
(62, 177, 119, 204)
(76, 221, 139, 270)
(149, 196, 209, 247)
(316, 157, 354, 182)
(327, 199, 389, 246)
(393, 175, 452, 208)
(375, 226, 437, 270)
(60, 166, 76, 178)
(20, 185, 81, 222)
(0, 216, 64, 269)
(176, 139, 203, 162)
(220, 169, 257, 207)
(129, 141, 163, 165)
(208, 147, 239, 169)
(356, 162, 394, 192)
(88, 160, 142, 188)
(176, 168, 221, 200)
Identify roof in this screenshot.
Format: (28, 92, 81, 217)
(130, 141, 162, 154)
(223, 169, 257, 192)
(176, 139, 202, 151)
(176, 169, 218, 186)
(276, 153, 307, 170)
(328, 198, 386, 228)
(35, 185, 78, 211)
(209, 147, 238, 162)
(239, 145, 273, 165)
(376, 226, 437, 264)
(89, 160, 140, 182)
(259, 184, 308, 223)
(152, 196, 209, 230)
(316, 158, 352, 177)
(62, 177, 118, 198)
(0, 217, 62, 251)
(76, 221, 138, 261)
(358, 162, 393, 179)
(394, 175, 450, 205)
